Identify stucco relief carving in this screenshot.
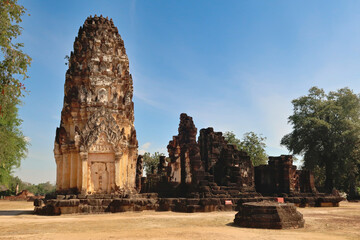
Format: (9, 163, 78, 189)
(89, 75, 113, 86)
(77, 107, 124, 151)
(89, 133, 114, 153)
(97, 88, 108, 103)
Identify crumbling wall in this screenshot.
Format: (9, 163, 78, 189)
(163, 114, 256, 198)
(255, 155, 317, 195)
(199, 127, 255, 192)
(167, 114, 204, 187)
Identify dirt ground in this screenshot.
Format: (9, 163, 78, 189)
(0, 200, 359, 240)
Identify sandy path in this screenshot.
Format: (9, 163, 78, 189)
(0, 200, 359, 240)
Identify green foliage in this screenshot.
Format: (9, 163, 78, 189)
(0, 99, 27, 186)
(0, 175, 55, 196)
(281, 86, 360, 195)
(312, 165, 326, 190)
(143, 152, 164, 175)
(0, 0, 30, 187)
(224, 131, 268, 166)
(0, 0, 31, 101)
(23, 181, 56, 196)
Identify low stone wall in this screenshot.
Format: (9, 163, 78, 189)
(34, 193, 268, 215)
(34, 193, 158, 215)
(34, 192, 344, 215)
(285, 196, 342, 207)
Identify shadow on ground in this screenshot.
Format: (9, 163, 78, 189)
(0, 210, 33, 216)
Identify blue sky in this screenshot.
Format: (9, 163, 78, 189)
(13, 0, 360, 184)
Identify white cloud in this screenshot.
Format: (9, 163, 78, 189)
(142, 142, 151, 149)
(138, 142, 151, 155)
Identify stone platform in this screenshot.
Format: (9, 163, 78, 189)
(34, 193, 267, 215)
(234, 201, 305, 229)
(34, 192, 343, 215)
(34, 193, 159, 215)
(284, 195, 342, 207)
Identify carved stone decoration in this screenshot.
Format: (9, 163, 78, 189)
(54, 15, 138, 195)
(78, 106, 124, 152)
(97, 88, 108, 103)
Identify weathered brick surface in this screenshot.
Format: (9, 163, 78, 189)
(234, 201, 305, 229)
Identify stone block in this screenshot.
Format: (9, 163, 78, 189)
(56, 195, 65, 200)
(234, 201, 304, 229)
(102, 199, 113, 206)
(34, 199, 44, 207)
(88, 199, 102, 206)
(77, 194, 86, 199)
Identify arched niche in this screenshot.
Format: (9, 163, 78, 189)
(88, 132, 115, 193)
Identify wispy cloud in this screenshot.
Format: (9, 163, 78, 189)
(138, 142, 151, 155)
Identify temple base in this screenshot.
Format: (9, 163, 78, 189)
(33, 192, 343, 215)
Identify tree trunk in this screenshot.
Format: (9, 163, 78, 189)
(348, 172, 358, 199)
(325, 161, 334, 193)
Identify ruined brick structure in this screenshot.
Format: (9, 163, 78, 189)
(167, 114, 204, 190)
(135, 155, 143, 192)
(254, 155, 316, 195)
(139, 114, 342, 211)
(199, 127, 255, 192)
(166, 114, 255, 196)
(254, 155, 341, 207)
(54, 15, 138, 195)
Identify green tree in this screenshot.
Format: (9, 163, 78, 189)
(0, 100, 27, 186)
(0, 0, 31, 101)
(143, 152, 164, 175)
(224, 131, 268, 166)
(25, 181, 55, 195)
(281, 87, 360, 195)
(0, 0, 31, 187)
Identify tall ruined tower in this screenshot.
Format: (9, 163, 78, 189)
(54, 15, 138, 194)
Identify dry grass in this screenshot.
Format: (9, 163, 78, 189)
(0, 200, 359, 240)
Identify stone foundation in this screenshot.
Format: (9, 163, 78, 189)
(234, 201, 305, 229)
(35, 192, 269, 215)
(34, 193, 158, 215)
(34, 192, 342, 215)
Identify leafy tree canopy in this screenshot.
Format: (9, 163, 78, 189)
(281, 87, 360, 195)
(143, 152, 165, 175)
(0, 0, 30, 187)
(224, 131, 268, 166)
(0, 0, 31, 102)
(0, 175, 55, 196)
(0, 100, 27, 185)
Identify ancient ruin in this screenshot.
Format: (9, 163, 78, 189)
(34, 16, 342, 215)
(255, 155, 340, 207)
(255, 155, 316, 195)
(53, 15, 138, 195)
(164, 114, 257, 198)
(140, 114, 263, 212)
(139, 113, 342, 212)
